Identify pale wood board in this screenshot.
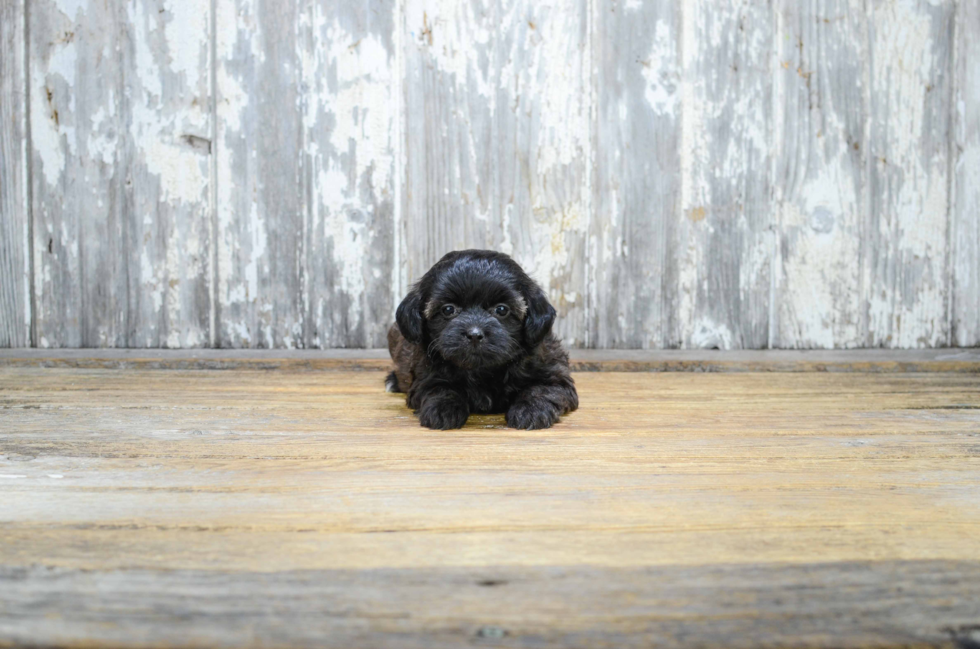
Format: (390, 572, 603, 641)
(676, 0, 774, 350)
(591, 0, 679, 349)
(298, 0, 397, 348)
(953, 0, 980, 347)
(771, 0, 867, 349)
(0, 0, 29, 347)
(491, 0, 591, 346)
(1, 364, 979, 646)
(214, 0, 305, 348)
(401, 0, 494, 281)
(866, 0, 954, 348)
(29, 0, 212, 348)
(402, 0, 591, 346)
(215, 0, 396, 349)
(2, 562, 980, 649)
(3, 0, 979, 350)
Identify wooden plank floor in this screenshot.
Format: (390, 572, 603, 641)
(1, 357, 979, 647)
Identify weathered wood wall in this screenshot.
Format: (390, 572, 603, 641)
(0, 0, 977, 349)
(0, 0, 30, 347)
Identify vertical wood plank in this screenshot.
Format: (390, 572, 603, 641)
(0, 0, 30, 347)
(217, 0, 396, 348)
(300, 0, 397, 348)
(402, 0, 494, 281)
(30, 0, 212, 348)
(13, 0, 974, 351)
(491, 0, 591, 346)
(865, 0, 953, 348)
(402, 0, 591, 346)
(214, 0, 304, 348)
(592, 0, 680, 348)
(771, 0, 867, 348)
(952, 0, 980, 346)
(675, 0, 775, 349)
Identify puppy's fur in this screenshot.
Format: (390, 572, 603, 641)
(387, 250, 578, 430)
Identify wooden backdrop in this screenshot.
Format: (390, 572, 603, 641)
(1, 0, 977, 349)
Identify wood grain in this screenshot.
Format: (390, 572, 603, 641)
(0, 0, 29, 347)
(2, 562, 980, 649)
(676, 0, 774, 350)
(771, 0, 867, 349)
(401, 0, 494, 279)
(866, 0, 954, 348)
(492, 0, 591, 346)
(299, 0, 397, 348)
(592, 0, 679, 349)
(30, 0, 213, 348)
(1, 366, 979, 646)
(402, 0, 590, 346)
(2, 1, 979, 350)
(215, 0, 396, 349)
(214, 0, 305, 348)
(952, 0, 980, 347)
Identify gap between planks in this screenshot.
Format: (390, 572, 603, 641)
(0, 348, 979, 372)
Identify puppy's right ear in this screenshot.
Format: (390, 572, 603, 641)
(522, 283, 557, 347)
(395, 289, 424, 344)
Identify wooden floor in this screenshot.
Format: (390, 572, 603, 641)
(1, 354, 980, 648)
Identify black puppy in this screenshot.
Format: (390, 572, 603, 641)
(386, 250, 578, 430)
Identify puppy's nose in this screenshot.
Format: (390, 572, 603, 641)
(465, 327, 485, 342)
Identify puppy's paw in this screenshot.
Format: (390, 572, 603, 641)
(506, 400, 560, 430)
(418, 398, 469, 430)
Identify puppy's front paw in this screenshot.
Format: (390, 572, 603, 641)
(418, 398, 469, 430)
(506, 400, 560, 430)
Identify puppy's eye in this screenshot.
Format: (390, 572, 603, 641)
(441, 304, 457, 317)
(494, 304, 510, 318)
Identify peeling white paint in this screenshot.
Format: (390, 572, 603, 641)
(678, 0, 712, 343)
(163, 0, 207, 90)
(405, 0, 492, 98)
(52, 0, 86, 20)
(215, 67, 248, 134)
(31, 0, 214, 347)
(320, 20, 394, 195)
(244, 202, 267, 310)
(495, 1, 591, 345)
(31, 84, 66, 187)
(690, 318, 734, 350)
(641, 20, 678, 116)
(142, 136, 209, 205)
(214, 0, 258, 345)
(131, 4, 163, 100)
(86, 103, 117, 165)
(32, 38, 79, 186)
(18, 0, 974, 350)
(129, 0, 210, 207)
(141, 250, 164, 315)
(46, 39, 78, 90)
(296, 4, 399, 345)
(868, 0, 949, 348)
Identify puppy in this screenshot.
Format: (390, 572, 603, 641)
(386, 250, 578, 430)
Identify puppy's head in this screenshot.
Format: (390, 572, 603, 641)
(396, 250, 556, 369)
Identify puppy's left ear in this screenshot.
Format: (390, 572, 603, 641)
(395, 289, 424, 344)
(522, 284, 556, 347)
